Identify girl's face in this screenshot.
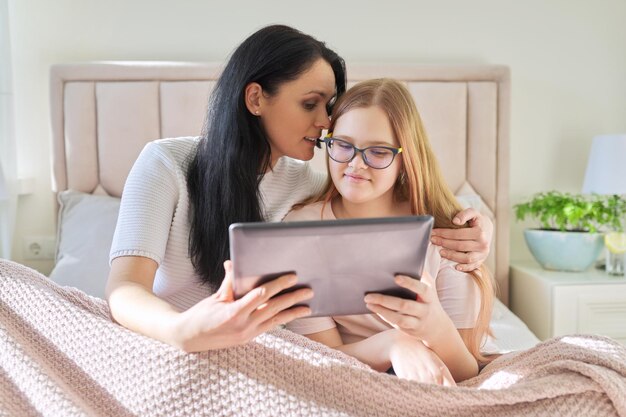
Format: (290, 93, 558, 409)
(259, 59, 336, 164)
(329, 106, 403, 206)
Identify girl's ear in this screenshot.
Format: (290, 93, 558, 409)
(244, 82, 263, 116)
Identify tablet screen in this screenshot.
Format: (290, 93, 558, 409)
(229, 216, 433, 317)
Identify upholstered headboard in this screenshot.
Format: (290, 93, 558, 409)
(49, 62, 510, 303)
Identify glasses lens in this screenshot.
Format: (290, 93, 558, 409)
(327, 139, 355, 162)
(364, 147, 395, 169)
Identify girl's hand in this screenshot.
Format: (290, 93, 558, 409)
(364, 272, 453, 346)
(175, 261, 313, 352)
(431, 208, 493, 272)
(388, 330, 455, 386)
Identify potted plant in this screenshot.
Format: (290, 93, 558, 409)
(514, 191, 626, 271)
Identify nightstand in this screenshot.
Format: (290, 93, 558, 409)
(510, 260, 626, 345)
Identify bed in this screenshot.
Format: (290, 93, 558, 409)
(2, 62, 624, 416)
(46, 61, 537, 352)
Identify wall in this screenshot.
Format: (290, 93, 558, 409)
(7, 0, 626, 273)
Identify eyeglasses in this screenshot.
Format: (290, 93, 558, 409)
(321, 133, 403, 169)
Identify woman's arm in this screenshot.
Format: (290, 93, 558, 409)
(106, 258, 314, 352)
(431, 208, 493, 272)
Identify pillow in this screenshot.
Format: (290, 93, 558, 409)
(46, 189, 489, 299)
(48, 190, 120, 299)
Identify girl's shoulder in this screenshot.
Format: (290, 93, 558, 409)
(283, 201, 329, 222)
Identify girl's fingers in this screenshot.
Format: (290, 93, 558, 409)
(366, 303, 418, 330)
(395, 273, 435, 303)
(364, 293, 425, 317)
(442, 367, 456, 387)
(394, 275, 428, 294)
(251, 287, 314, 325)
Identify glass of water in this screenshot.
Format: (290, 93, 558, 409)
(605, 232, 626, 276)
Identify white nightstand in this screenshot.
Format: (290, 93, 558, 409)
(510, 260, 626, 345)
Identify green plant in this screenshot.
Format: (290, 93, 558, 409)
(514, 191, 626, 233)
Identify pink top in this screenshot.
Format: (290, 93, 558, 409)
(284, 201, 481, 345)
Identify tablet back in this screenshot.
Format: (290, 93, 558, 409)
(229, 216, 433, 317)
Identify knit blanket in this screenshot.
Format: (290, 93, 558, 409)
(1, 259, 625, 417)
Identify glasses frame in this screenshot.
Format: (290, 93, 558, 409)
(321, 133, 403, 169)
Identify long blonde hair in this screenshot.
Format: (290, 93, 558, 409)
(316, 78, 494, 363)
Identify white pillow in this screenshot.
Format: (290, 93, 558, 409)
(48, 190, 120, 298)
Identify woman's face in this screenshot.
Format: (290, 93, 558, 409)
(329, 106, 403, 206)
(259, 59, 336, 164)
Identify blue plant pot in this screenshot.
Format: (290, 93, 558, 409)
(523, 229, 604, 272)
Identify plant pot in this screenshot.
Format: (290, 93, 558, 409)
(523, 229, 604, 272)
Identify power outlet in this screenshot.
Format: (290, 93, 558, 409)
(23, 236, 56, 260)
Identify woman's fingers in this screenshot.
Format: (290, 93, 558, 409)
(251, 287, 314, 325)
(454, 207, 480, 225)
(234, 273, 299, 316)
(257, 305, 313, 334)
(439, 250, 484, 270)
(431, 226, 485, 242)
(215, 260, 235, 301)
(431, 211, 492, 272)
(431, 236, 486, 253)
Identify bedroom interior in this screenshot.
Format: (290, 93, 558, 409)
(1, 0, 626, 415)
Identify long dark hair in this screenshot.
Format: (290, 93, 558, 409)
(186, 25, 346, 288)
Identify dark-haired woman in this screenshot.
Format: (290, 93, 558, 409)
(105, 25, 493, 353)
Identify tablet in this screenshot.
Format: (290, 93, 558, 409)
(229, 215, 433, 317)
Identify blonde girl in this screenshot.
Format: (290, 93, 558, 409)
(284, 78, 494, 384)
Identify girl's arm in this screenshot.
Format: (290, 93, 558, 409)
(304, 327, 455, 385)
(306, 327, 393, 372)
(364, 273, 479, 382)
(107, 258, 314, 352)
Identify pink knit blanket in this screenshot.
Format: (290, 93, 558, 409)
(1, 259, 625, 417)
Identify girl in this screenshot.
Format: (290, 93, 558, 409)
(284, 79, 494, 383)
(106, 25, 493, 353)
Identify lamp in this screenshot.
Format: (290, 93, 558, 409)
(582, 134, 626, 195)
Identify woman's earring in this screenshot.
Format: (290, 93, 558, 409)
(255, 110, 260, 116)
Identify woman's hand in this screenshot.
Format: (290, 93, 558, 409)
(364, 272, 453, 346)
(388, 331, 455, 386)
(431, 208, 493, 272)
(175, 261, 313, 352)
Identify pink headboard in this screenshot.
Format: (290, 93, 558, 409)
(49, 62, 511, 303)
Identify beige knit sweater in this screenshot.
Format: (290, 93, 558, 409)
(1, 259, 625, 417)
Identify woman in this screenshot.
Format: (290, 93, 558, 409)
(285, 79, 495, 384)
(106, 25, 492, 353)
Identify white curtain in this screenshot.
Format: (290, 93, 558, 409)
(0, 0, 17, 259)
